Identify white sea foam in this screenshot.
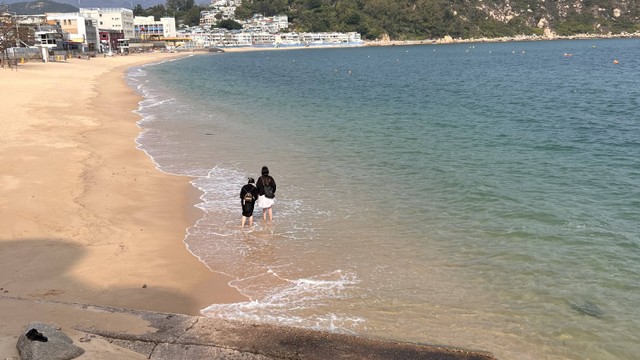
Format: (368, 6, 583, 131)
(202, 270, 363, 332)
(179, 162, 365, 333)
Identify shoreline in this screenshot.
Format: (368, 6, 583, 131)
(0, 53, 247, 358)
(200, 32, 640, 53)
(364, 32, 640, 47)
(0, 50, 499, 360)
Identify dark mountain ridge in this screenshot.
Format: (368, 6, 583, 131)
(1, 0, 77, 15)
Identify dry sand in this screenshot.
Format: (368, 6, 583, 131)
(0, 53, 247, 358)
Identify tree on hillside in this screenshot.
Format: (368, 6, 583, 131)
(133, 4, 145, 16)
(216, 19, 243, 30)
(182, 6, 203, 27)
(236, 0, 289, 19)
(147, 4, 169, 21)
(167, 0, 195, 12)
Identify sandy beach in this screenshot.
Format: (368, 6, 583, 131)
(0, 53, 247, 358)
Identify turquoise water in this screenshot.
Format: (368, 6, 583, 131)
(129, 39, 640, 359)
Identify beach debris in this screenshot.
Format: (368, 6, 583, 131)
(78, 334, 94, 343)
(570, 300, 604, 318)
(17, 322, 85, 360)
(142, 284, 147, 288)
(26, 329, 47, 342)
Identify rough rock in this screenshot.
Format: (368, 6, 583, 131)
(16, 322, 84, 360)
(75, 306, 498, 360)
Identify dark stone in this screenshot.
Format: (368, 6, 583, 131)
(570, 301, 604, 318)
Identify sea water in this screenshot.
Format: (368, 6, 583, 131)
(128, 39, 640, 359)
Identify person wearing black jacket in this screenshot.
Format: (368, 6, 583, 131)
(256, 166, 276, 221)
(240, 177, 259, 227)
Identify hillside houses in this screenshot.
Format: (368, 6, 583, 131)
(2, 2, 362, 62)
(191, 0, 362, 48)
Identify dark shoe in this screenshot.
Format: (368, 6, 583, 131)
(26, 328, 48, 342)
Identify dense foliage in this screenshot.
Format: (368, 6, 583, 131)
(134, 0, 206, 27)
(214, 19, 243, 30)
(235, 0, 640, 40)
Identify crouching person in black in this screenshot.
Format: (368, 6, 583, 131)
(240, 177, 259, 227)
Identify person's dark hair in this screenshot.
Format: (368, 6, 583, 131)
(248, 177, 255, 184)
(261, 166, 269, 176)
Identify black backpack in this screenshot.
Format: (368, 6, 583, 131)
(243, 186, 255, 203)
(262, 177, 275, 199)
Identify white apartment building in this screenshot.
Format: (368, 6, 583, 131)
(200, 11, 217, 27)
(80, 8, 134, 39)
(211, 0, 242, 6)
(242, 14, 288, 33)
(45, 12, 99, 51)
(134, 16, 176, 39)
(201, 0, 242, 27)
(200, 6, 236, 27)
(297, 32, 362, 44)
(180, 28, 362, 48)
(272, 15, 288, 30)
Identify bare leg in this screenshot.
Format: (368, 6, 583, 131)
(267, 207, 273, 221)
(241, 216, 246, 227)
(248, 215, 253, 226)
(262, 208, 267, 221)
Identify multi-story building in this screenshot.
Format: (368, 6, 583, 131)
(179, 27, 362, 48)
(80, 8, 134, 52)
(200, 6, 236, 27)
(243, 14, 288, 34)
(201, 0, 242, 27)
(134, 16, 176, 40)
(211, 0, 242, 7)
(45, 13, 98, 52)
(199, 11, 217, 28)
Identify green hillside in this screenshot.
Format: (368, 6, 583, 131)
(234, 0, 640, 40)
(6, 0, 637, 41)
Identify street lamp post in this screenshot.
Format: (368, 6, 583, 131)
(14, 12, 20, 47)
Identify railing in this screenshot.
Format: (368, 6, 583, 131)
(1, 48, 98, 67)
(4, 47, 42, 60)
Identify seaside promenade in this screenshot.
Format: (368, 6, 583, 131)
(0, 52, 496, 359)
